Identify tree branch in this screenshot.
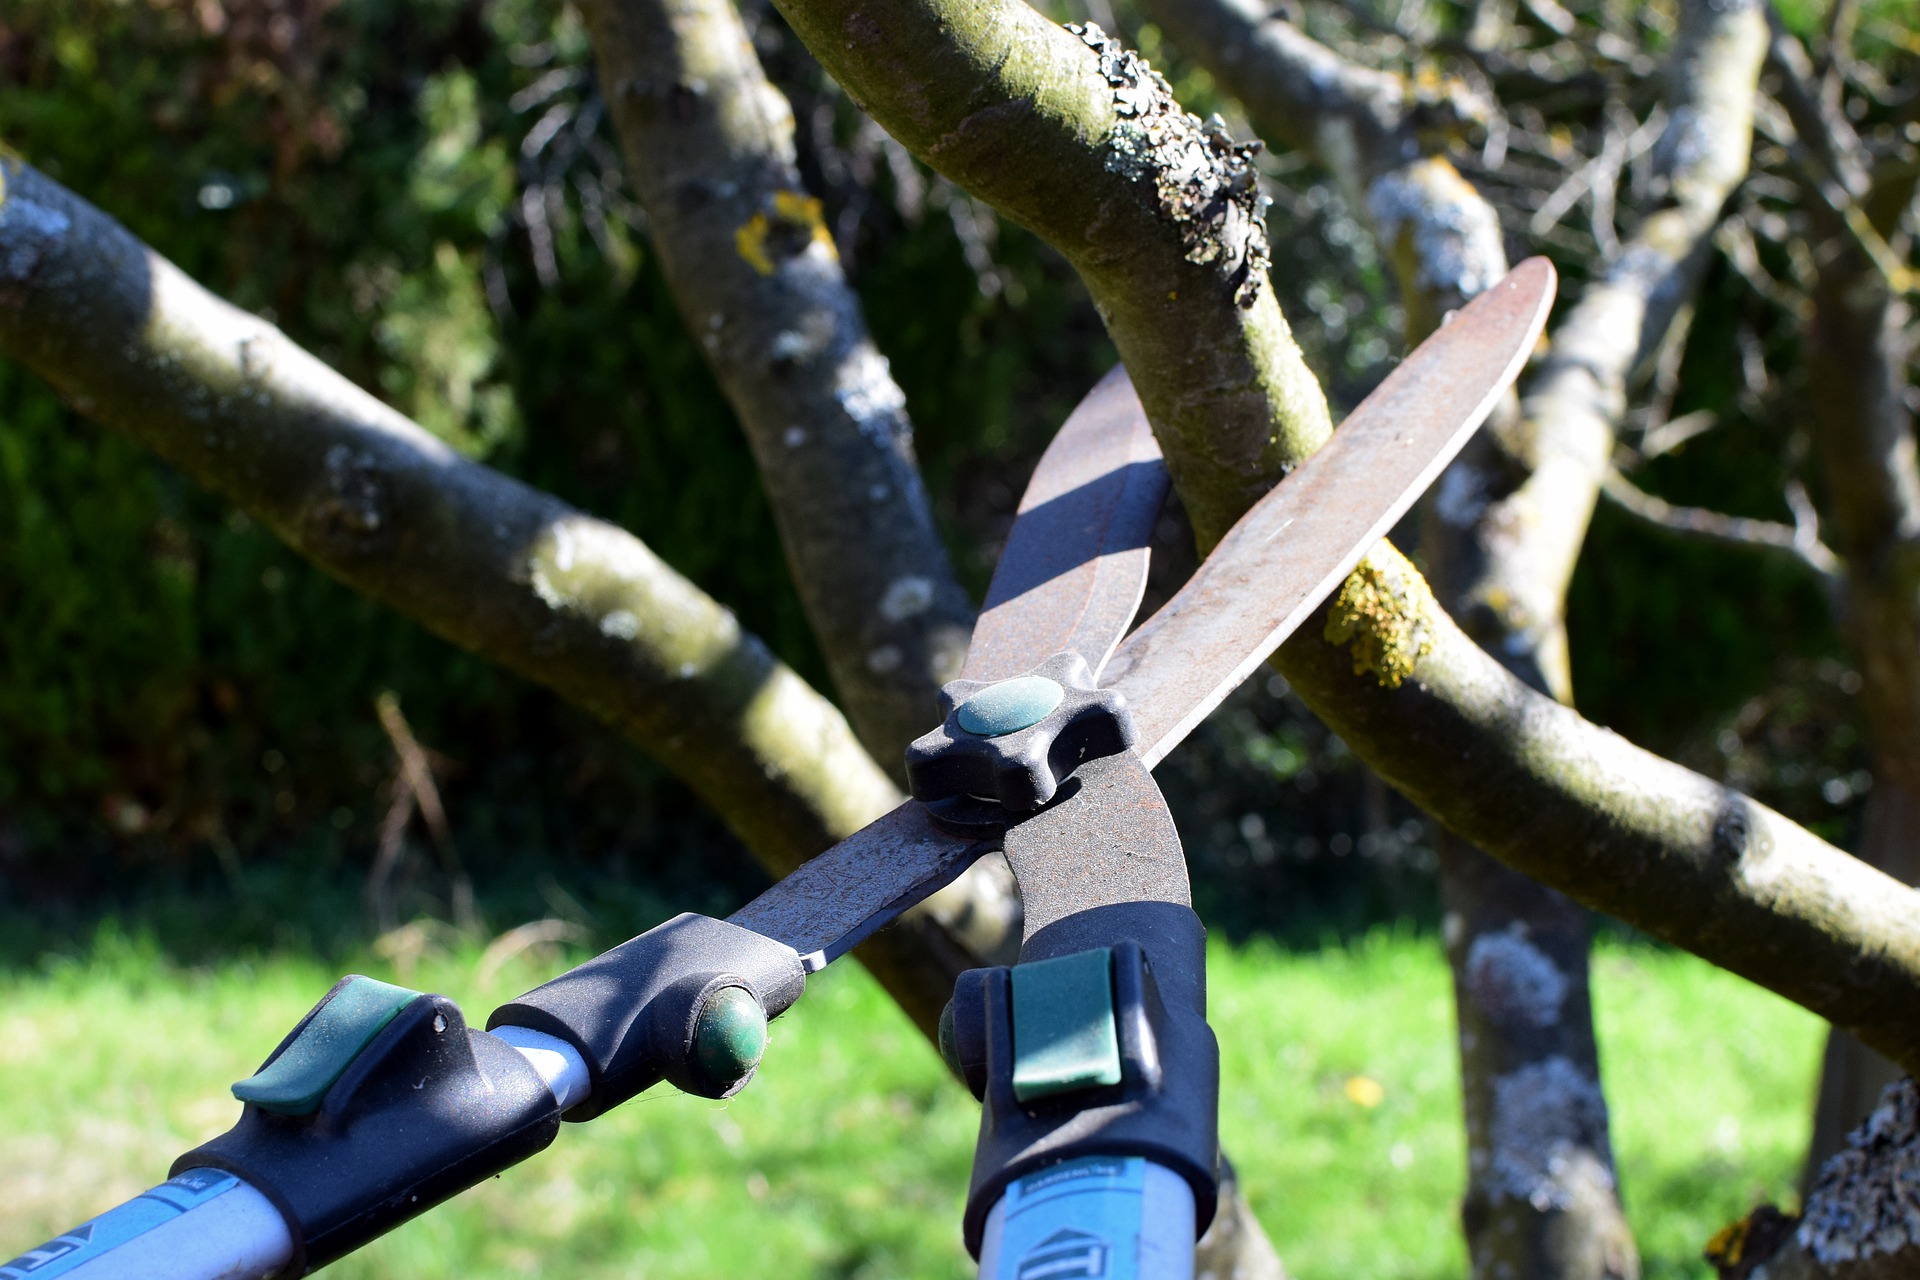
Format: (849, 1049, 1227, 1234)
(1275, 542, 1920, 1074)
(0, 156, 978, 1035)
(1711, 1078, 1920, 1280)
(1439, 0, 1771, 700)
(1601, 466, 1843, 579)
(1764, 11, 1920, 297)
(578, 0, 975, 767)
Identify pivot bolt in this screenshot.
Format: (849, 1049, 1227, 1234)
(692, 986, 767, 1089)
(956, 676, 1064, 737)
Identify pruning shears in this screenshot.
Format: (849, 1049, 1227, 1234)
(2, 258, 1554, 1280)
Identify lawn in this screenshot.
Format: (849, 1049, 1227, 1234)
(0, 926, 1822, 1279)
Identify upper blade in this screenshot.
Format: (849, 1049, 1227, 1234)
(962, 365, 1169, 683)
(1103, 257, 1557, 767)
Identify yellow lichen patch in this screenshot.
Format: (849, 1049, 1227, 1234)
(1417, 155, 1475, 204)
(1704, 1205, 1799, 1277)
(733, 190, 835, 276)
(1704, 1216, 1748, 1268)
(1321, 553, 1436, 688)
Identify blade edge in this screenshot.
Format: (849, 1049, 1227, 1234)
(1108, 257, 1557, 767)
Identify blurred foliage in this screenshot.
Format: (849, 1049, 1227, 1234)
(0, 0, 1886, 944)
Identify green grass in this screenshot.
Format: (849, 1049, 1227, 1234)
(0, 928, 1822, 1278)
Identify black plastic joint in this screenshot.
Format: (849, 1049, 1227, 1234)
(906, 651, 1136, 834)
(173, 979, 560, 1276)
(486, 912, 806, 1119)
(955, 920, 1219, 1259)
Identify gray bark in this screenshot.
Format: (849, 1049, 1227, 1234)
(578, 0, 974, 767)
(1765, 18, 1920, 1181)
(1711, 1078, 1920, 1280)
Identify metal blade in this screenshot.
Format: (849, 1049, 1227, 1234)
(1001, 752, 1190, 960)
(726, 800, 989, 970)
(963, 365, 1169, 683)
(731, 258, 1551, 970)
(1102, 256, 1557, 766)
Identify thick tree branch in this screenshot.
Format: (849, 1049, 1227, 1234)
(0, 156, 983, 1036)
(578, 0, 974, 767)
(764, 0, 1334, 549)
(1275, 543, 1920, 1073)
(572, 0, 1034, 1012)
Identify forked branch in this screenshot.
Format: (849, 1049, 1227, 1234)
(766, 0, 1920, 1071)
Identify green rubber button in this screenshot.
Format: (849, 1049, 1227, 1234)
(957, 676, 1064, 737)
(1010, 948, 1122, 1103)
(693, 986, 768, 1088)
(232, 976, 420, 1116)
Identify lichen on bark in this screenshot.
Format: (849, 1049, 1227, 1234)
(1321, 554, 1437, 687)
(1800, 1078, 1920, 1268)
(1482, 1056, 1615, 1209)
(1066, 22, 1270, 307)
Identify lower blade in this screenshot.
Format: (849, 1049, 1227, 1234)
(1000, 752, 1190, 962)
(726, 801, 990, 970)
(1102, 256, 1557, 766)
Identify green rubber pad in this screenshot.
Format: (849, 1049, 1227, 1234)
(693, 986, 768, 1087)
(957, 676, 1064, 737)
(1010, 948, 1122, 1103)
(232, 976, 420, 1115)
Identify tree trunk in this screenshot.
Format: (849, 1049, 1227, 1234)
(1712, 1078, 1920, 1280)
(1773, 26, 1920, 1173)
(1442, 843, 1637, 1279)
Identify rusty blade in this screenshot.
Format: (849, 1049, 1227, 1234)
(729, 260, 1549, 968)
(962, 364, 1169, 683)
(726, 800, 989, 970)
(1103, 256, 1557, 767)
